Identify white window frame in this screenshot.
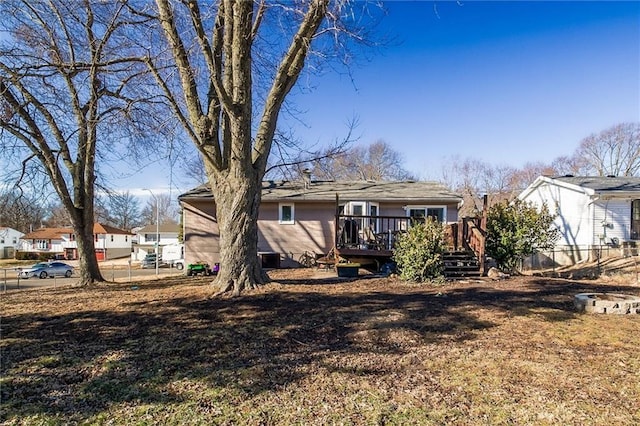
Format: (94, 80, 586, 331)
(279, 203, 295, 225)
(344, 201, 367, 233)
(369, 202, 380, 232)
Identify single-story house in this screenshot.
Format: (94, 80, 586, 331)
(518, 175, 640, 265)
(132, 223, 181, 261)
(0, 227, 24, 259)
(19, 223, 133, 260)
(179, 180, 463, 268)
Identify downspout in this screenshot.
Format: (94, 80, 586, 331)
(590, 194, 612, 262)
(334, 193, 339, 253)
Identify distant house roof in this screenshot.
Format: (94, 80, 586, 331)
(93, 223, 133, 235)
(21, 227, 72, 239)
(0, 226, 24, 234)
(552, 176, 640, 192)
(22, 223, 132, 239)
(137, 223, 180, 233)
(180, 180, 463, 204)
(520, 175, 640, 201)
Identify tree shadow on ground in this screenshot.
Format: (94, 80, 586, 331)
(1, 276, 638, 422)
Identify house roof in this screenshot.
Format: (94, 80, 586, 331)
(21, 223, 132, 239)
(179, 180, 463, 204)
(21, 227, 72, 239)
(0, 226, 24, 234)
(553, 176, 640, 192)
(93, 223, 134, 235)
(137, 223, 180, 233)
(520, 175, 640, 201)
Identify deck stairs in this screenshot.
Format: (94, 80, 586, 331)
(443, 250, 481, 279)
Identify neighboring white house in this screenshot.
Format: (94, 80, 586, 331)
(19, 223, 133, 260)
(518, 175, 640, 265)
(132, 223, 181, 261)
(0, 227, 24, 259)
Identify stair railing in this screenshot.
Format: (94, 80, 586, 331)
(460, 217, 486, 275)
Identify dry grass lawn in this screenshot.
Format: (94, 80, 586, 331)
(1, 269, 639, 425)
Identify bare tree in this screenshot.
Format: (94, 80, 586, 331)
(0, 188, 47, 233)
(106, 190, 141, 230)
(0, 1, 154, 284)
(309, 140, 413, 181)
(508, 162, 558, 192)
(144, 0, 381, 295)
(140, 193, 179, 226)
(550, 154, 591, 177)
(441, 157, 520, 216)
(43, 203, 72, 228)
(574, 122, 640, 177)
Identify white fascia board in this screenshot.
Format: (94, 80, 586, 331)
(519, 176, 595, 201)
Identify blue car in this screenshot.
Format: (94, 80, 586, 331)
(18, 262, 74, 279)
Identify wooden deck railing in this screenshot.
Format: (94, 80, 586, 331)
(458, 217, 486, 275)
(334, 213, 486, 274)
(335, 214, 411, 251)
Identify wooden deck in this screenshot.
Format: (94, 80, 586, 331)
(334, 247, 393, 270)
(333, 212, 487, 276)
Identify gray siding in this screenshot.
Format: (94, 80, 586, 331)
(594, 199, 631, 243)
(182, 200, 220, 266)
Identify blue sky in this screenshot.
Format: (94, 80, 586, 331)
(124, 0, 639, 195)
(285, 0, 640, 181)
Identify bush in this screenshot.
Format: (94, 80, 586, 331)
(486, 199, 560, 272)
(15, 251, 39, 261)
(392, 219, 447, 282)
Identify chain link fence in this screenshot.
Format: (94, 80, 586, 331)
(519, 244, 640, 277)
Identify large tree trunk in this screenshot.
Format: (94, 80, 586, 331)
(211, 176, 269, 296)
(69, 201, 105, 285)
(150, 0, 331, 295)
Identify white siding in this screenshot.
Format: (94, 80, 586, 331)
(103, 233, 133, 250)
(593, 199, 630, 243)
(521, 180, 593, 248)
(0, 228, 24, 249)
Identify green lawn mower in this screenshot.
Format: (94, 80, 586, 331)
(186, 262, 219, 276)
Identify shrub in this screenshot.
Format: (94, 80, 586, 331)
(15, 251, 39, 261)
(486, 199, 560, 272)
(392, 218, 447, 282)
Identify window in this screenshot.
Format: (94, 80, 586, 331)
(125, 236, 128, 242)
(632, 200, 640, 239)
(426, 208, 444, 222)
(407, 206, 446, 224)
(36, 239, 49, 249)
(0, 238, 4, 244)
(369, 203, 380, 232)
(110, 235, 114, 242)
(408, 207, 426, 224)
(279, 203, 295, 224)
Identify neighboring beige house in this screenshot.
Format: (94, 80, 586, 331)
(19, 223, 133, 260)
(132, 223, 180, 260)
(179, 180, 463, 269)
(0, 227, 24, 259)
